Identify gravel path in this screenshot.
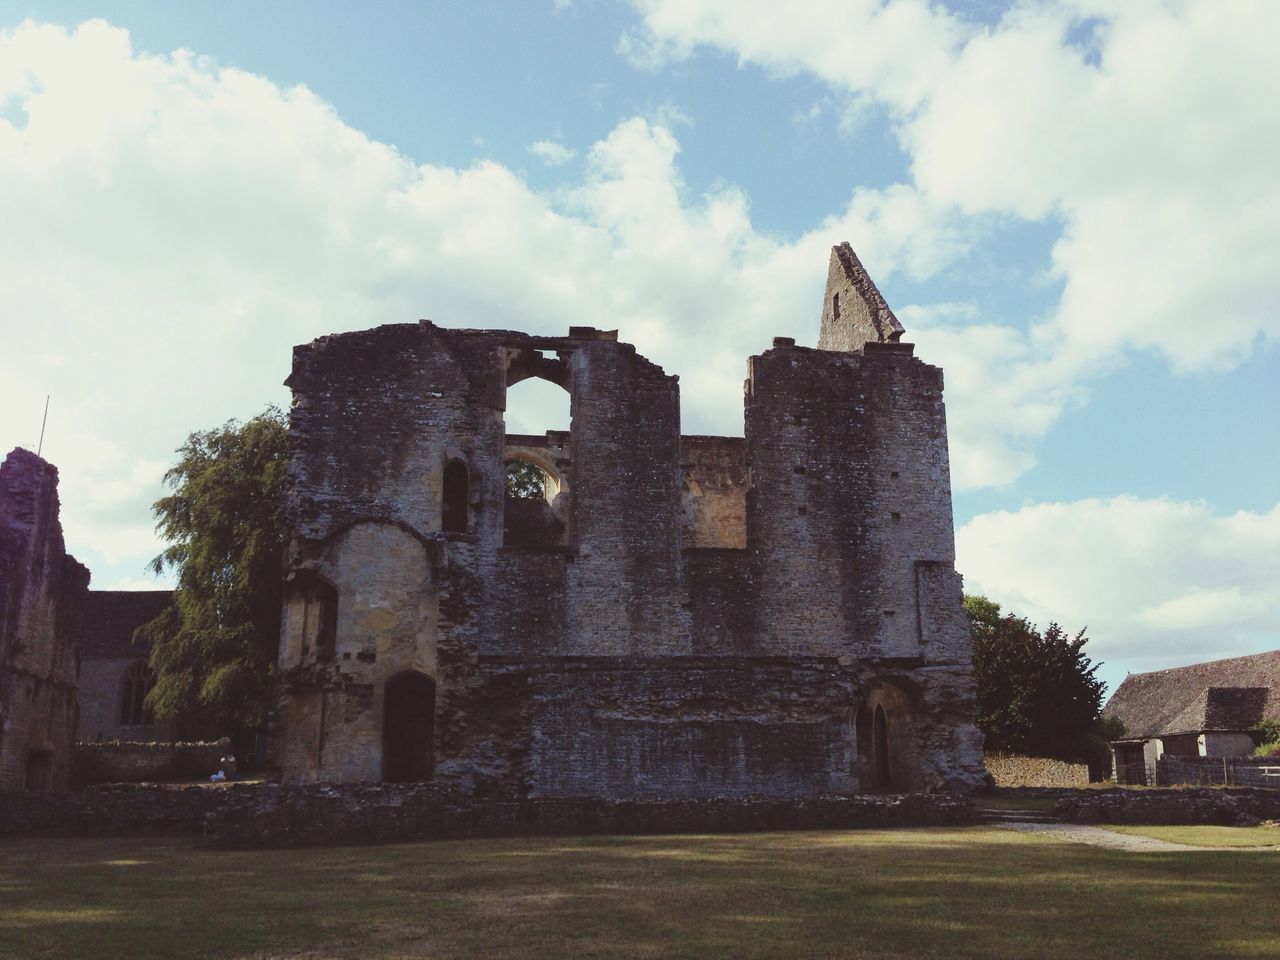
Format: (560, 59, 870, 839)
(996, 821, 1220, 852)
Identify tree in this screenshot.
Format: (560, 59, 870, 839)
(137, 407, 290, 737)
(506, 460, 547, 500)
(964, 594, 1116, 775)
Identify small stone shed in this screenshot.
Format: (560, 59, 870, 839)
(1104, 650, 1280, 785)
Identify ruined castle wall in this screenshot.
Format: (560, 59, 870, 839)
(744, 341, 962, 661)
(0, 450, 89, 791)
(284, 322, 506, 546)
(561, 341, 689, 656)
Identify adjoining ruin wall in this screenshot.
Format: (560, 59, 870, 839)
(0, 449, 90, 792)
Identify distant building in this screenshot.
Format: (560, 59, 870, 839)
(77, 590, 173, 743)
(0, 449, 90, 791)
(1104, 651, 1280, 785)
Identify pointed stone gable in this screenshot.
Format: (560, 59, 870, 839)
(817, 243, 906, 352)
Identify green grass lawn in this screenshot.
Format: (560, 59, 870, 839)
(1101, 824, 1280, 848)
(2, 827, 1277, 960)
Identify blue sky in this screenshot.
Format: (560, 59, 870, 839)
(1, 1, 1276, 694)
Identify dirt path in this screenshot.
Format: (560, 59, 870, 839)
(996, 821, 1222, 852)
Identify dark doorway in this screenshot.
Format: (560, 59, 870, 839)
(873, 705, 891, 789)
(442, 460, 469, 533)
(382, 672, 435, 782)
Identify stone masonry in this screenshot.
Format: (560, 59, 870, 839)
(0, 449, 90, 791)
(272, 243, 986, 797)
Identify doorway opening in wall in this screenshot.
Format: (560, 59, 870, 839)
(873, 705, 892, 789)
(382, 671, 436, 783)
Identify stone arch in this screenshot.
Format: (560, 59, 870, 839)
(857, 680, 919, 792)
(382, 670, 436, 782)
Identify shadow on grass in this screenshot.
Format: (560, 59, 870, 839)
(1, 828, 1277, 960)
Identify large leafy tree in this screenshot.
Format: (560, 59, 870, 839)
(964, 594, 1118, 774)
(138, 407, 290, 736)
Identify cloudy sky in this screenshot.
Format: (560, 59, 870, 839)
(1, 1, 1276, 694)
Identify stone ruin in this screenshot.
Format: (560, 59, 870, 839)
(0, 449, 89, 791)
(272, 243, 986, 797)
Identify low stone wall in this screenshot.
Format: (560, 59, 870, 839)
(0, 781, 976, 847)
(0, 782, 253, 838)
(1053, 787, 1280, 826)
(203, 786, 975, 849)
(73, 738, 230, 785)
(984, 754, 1089, 788)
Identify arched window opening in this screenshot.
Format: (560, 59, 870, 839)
(383, 671, 435, 783)
(311, 579, 338, 660)
(873, 705, 891, 789)
(120, 660, 155, 727)
(442, 459, 469, 533)
(504, 374, 571, 436)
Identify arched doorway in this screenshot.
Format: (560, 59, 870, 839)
(873, 705, 891, 789)
(382, 672, 436, 782)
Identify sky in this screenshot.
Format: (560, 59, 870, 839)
(0, 0, 1276, 695)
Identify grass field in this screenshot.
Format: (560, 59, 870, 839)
(2, 827, 1277, 960)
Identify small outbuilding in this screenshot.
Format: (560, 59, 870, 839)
(1103, 651, 1280, 785)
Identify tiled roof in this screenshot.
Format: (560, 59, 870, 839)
(1103, 651, 1280, 739)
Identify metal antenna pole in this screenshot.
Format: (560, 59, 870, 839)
(36, 395, 50, 457)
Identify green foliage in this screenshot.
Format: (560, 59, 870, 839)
(964, 594, 1113, 772)
(138, 407, 290, 733)
(506, 460, 547, 500)
(1252, 720, 1280, 757)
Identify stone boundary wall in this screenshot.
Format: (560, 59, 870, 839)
(1052, 786, 1280, 826)
(984, 753, 1089, 788)
(73, 738, 230, 785)
(0, 782, 976, 848)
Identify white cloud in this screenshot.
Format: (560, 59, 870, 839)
(528, 139, 576, 166)
(957, 497, 1280, 680)
(0, 19, 970, 585)
(624, 0, 1280, 478)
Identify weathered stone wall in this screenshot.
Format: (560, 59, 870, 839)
(74, 737, 230, 785)
(0, 449, 89, 791)
(985, 753, 1090, 788)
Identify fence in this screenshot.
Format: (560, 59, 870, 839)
(1116, 755, 1280, 788)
